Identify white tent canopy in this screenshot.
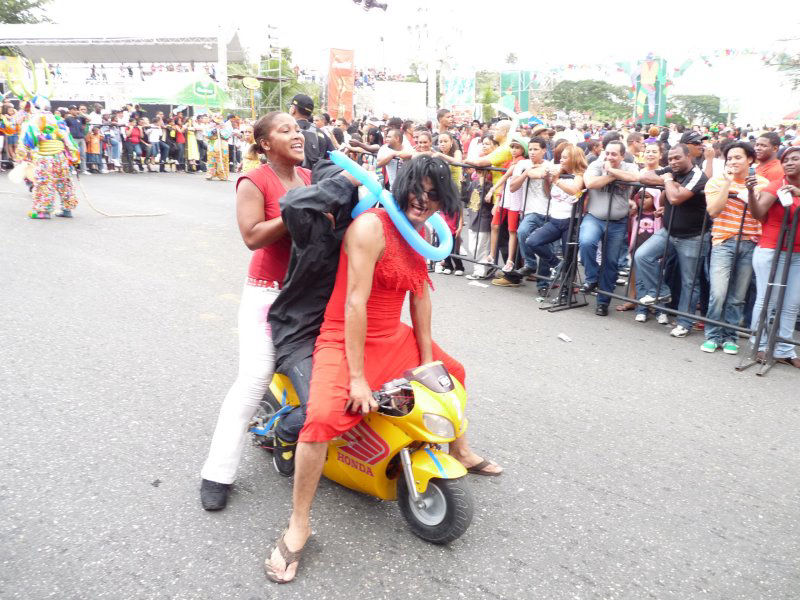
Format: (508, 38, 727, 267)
(0, 24, 244, 65)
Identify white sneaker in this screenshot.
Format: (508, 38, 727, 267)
(100, 168, 109, 174)
(640, 294, 671, 305)
(656, 313, 670, 325)
(502, 260, 515, 272)
(454, 270, 464, 276)
(634, 313, 647, 323)
(442, 268, 452, 275)
(434, 263, 444, 274)
(670, 325, 689, 338)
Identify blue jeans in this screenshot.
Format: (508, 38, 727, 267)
(274, 356, 313, 443)
(750, 246, 800, 359)
(109, 138, 121, 161)
(634, 229, 709, 328)
(517, 212, 547, 270)
(705, 238, 755, 344)
(579, 213, 628, 305)
(525, 217, 570, 289)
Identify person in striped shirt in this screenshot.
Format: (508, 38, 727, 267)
(701, 142, 769, 354)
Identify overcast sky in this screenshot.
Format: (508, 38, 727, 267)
(46, 0, 800, 122)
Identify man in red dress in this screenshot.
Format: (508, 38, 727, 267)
(265, 156, 502, 583)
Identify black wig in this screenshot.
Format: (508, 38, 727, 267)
(392, 155, 460, 218)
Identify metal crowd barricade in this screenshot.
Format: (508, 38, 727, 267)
(737, 204, 800, 375)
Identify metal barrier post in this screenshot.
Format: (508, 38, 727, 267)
(756, 207, 800, 375)
(737, 206, 794, 372)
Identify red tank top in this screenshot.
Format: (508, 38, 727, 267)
(239, 164, 312, 283)
(319, 208, 431, 342)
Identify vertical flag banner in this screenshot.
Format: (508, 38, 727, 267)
(633, 55, 667, 125)
(500, 71, 532, 113)
(327, 49, 355, 122)
(441, 72, 476, 124)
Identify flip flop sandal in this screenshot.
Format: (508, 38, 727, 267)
(264, 530, 305, 584)
(466, 459, 502, 477)
(615, 302, 636, 312)
(775, 357, 800, 369)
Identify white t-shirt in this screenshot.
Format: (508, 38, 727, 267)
(146, 126, 163, 144)
(523, 160, 552, 215)
(377, 144, 401, 189)
(549, 182, 579, 219)
(501, 160, 528, 211)
(89, 112, 103, 126)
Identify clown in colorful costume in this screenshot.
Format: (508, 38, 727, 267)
(23, 112, 80, 219)
(205, 115, 232, 181)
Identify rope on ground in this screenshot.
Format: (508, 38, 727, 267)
(75, 174, 169, 218)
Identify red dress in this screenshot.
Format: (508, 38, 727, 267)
(299, 208, 465, 443)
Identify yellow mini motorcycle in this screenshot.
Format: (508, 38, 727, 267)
(249, 361, 474, 544)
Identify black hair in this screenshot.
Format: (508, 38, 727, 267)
(723, 141, 756, 162)
(627, 132, 643, 144)
(367, 127, 383, 146)
(332, 128, 344, 144)
(759, 132, 781, 148)
(436, 108, 450, 122)
(392, 155, 459, 217)
(471, 119, 481, 127)
(529, 136, 547, 150)
(387, 117, 403, 129)
(605, 140, 625, 155)
(602, 131, 621, 148)
(780, 145, 800, 164)
(670, 143, 690, 157)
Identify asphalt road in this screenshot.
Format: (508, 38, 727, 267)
(1, 171, 798, 600)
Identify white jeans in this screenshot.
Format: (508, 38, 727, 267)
(201, 282, 279, 484)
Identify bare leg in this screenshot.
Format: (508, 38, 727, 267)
(507, 232, 518, 268)
(265, 441, 327, 582)
(450, 434, 503, 474)
(488, 224, 500, 262)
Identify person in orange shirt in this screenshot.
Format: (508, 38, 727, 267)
(702, 141, 768, 354)
(86, 126, 103, 173)
(754, 132, 784, 183)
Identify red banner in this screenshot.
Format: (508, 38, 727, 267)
(327, 49, 355, 122)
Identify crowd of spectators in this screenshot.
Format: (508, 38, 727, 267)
(0, 101, 254, 177)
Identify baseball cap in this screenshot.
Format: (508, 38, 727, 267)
(509, 133, 530, 157)
(680, 131, 709, 145)
(290, 94, 314, 116)
(583, 132, 591, 139)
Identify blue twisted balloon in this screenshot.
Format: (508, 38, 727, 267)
(328, 151, 453, 261)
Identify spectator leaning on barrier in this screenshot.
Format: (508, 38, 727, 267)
(485, 133, 529, 278)
(636, 143, 710, 336)
(680, 130, 714, 179)
(747, 146, 800, 368)
(580, 139, 640, 316)
(701, 141, 769, 354)
(754, 132, 784, 183)
(505, 136, 552, 288)
(523, 143, 588, 298)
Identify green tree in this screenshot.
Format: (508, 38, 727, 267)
(229, 48, 321, 116)
(670, 94, 732, 125)
(766, 51, 800, 90)
(1, 0, 51, 55)
(543, 79, 630, 121)
(476, 70, 499, 122)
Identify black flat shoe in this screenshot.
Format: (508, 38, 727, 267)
(595, 304, 609, 316)
(580, 282, 598, 294)
(200, 478, 231, 511)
